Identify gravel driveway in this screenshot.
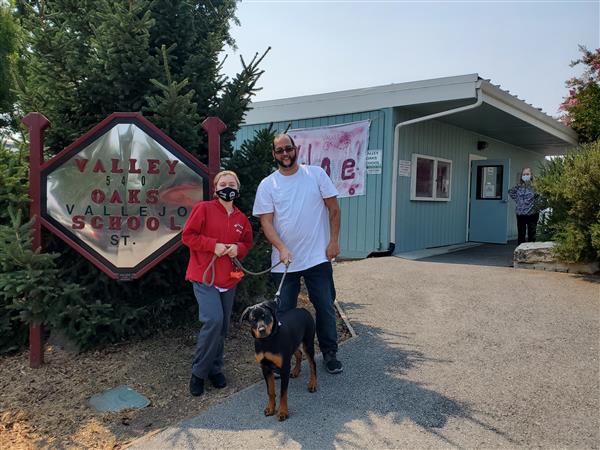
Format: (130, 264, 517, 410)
(132, 256, 599, 449)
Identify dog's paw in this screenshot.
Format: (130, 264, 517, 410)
(264, 405, 275, 416)
(290, 369, 301, 378)
(308, 381, 317, 393)
(278, 409, 289, 421)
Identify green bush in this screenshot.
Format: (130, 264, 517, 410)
(0, 205, 198, 354)
(0, 140, 29, 221)
(0, 207, 83, 352)
(536, 140, 600, 262)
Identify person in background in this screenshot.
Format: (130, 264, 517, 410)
(182, 170, 253, 396)
(509, 167, 540, 245)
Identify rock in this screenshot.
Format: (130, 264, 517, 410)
(513, 242, 600, 274)
(88, 385, 150, 412)
(513, 242, 556, 263)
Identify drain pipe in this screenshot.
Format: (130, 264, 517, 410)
(384, 80, 484, 255)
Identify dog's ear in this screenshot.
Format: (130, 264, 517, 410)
(239, 306, 253, 324)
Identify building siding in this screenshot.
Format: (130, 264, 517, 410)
(393, 107, 545, 252)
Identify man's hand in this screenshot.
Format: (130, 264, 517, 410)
(279, 247, 293, 265)
(225, 244, 238, 258)
(326, 241, 340, 261)
(214, 243, 228, 257)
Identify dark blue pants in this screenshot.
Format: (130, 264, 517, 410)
(271, 261, 338, 355)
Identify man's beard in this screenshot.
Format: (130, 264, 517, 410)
(276, 153, 297, 168)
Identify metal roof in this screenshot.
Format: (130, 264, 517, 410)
(242, 73, 577, 155)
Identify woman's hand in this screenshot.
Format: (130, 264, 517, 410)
(214, 243, 228, 257)
(225, 244, 238, 258)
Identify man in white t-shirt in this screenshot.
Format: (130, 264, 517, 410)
(253, 133, 343, 374)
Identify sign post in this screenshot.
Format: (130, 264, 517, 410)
(22, 112, 51, 368)
(22, 112, 226, 367)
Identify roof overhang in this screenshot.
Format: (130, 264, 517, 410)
(243, 74, 577, 156)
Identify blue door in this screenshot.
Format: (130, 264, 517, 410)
(469, 159, 510, 243)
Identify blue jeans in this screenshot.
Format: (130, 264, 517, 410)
(191, 282, 235, 379)
(271, 261, 338, 355)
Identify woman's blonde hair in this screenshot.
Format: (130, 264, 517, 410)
(213, 170, 240, 189)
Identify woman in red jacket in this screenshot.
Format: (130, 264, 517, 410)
(182, 170, 253, 397)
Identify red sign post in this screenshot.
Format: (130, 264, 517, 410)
(22, 112, 226, 368)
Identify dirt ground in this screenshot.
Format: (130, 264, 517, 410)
(0, 294, 352, 449)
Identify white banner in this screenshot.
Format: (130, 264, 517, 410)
(289, 120, 370, 197)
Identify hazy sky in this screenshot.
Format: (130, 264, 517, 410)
(222, 0, 599, 118)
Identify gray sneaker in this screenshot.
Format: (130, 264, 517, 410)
(324, 352, 343, 374)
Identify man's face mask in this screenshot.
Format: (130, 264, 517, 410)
(216, 187, 239, 202)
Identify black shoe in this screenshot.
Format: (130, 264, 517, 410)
(189, 374, 205, 396)
(208, 372, 227, 389)
(324, 352, 343, 374)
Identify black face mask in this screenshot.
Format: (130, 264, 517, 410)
(275, 152, 297, 168)
(216, 187, 239, 202)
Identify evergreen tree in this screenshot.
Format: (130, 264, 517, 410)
(144, 45, 201, 151)
(0, 0, 19, 130)
(15, 0, 267, 158)
(3, 0, 271, 351)
(83, 0, 159, 123)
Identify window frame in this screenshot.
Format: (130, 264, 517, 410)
(410, 153, 453, 202)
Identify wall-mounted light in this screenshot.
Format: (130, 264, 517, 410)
(477, 140, 488, 151)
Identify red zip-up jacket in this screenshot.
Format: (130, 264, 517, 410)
(182, 199, 253, 289)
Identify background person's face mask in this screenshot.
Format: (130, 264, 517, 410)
(522, 175, 531, 183)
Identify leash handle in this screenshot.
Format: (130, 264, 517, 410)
(274, 262, 290, 305)
(202, 255, 217, 286)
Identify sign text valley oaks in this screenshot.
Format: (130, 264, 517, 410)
(68, 158, 186, 246)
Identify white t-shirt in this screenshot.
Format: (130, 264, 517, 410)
(253, 165, 338, 273)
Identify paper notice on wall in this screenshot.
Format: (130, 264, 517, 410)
(398, 160, 411, 177)
(367, 149, 382, 167)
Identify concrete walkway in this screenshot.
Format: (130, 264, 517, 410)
(132, 257, 599, 449)
(418, 242, 518, 268)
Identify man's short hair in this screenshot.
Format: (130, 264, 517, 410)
(272, 133, 296, 151)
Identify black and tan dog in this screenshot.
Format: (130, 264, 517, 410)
(240, 300, 317, 421)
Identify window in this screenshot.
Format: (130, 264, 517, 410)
(476, 165, 503, 200)
(410, 154, 452, 201)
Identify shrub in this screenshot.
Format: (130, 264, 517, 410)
(536, 140, 600, 262)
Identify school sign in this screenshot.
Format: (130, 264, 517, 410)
(39, 113, 217, 280)
(24, 113, 225, 280)
(23, 112, 226, 366)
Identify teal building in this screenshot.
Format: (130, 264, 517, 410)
(236, 74, 577, 258)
